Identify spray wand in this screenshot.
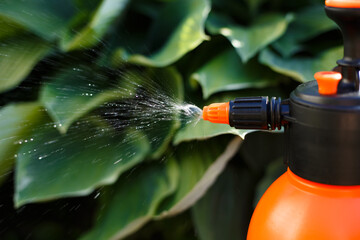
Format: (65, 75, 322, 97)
(201, 0, 360, 239)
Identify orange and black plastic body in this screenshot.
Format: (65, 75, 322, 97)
(202, 0, 360, 239)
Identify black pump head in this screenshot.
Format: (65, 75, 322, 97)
(326, 6, 360, 92)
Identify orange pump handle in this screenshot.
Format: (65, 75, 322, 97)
(202, 102, 229, 124)
(314, 71, 342, 95)
(326, 0, 360, 8)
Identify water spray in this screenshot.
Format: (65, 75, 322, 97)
(202, 0, 360, 239)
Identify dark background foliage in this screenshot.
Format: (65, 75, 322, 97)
(0, 0, 342, 239)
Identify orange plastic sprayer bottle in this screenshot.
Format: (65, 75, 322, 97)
(202, 1, 360, 239)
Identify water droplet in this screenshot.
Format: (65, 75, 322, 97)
(94, 192, 100, 199)
(114, 159, 122, 164)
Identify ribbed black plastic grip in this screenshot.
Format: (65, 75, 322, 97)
(229, 97, 286, 130)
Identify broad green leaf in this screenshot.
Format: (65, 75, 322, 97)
(192, 163, 257, 240)
(15, 116, 150, 207)
(156, 136, 242, 217)
(113, 0, 210, 67)
(0, 16, 25, 39)
(207, 13, 292, 62)
(61, 0, 130, 51)
(0, 34, 51, 93)
(174, 120, 249, 145)
(0, 102, 42, 185)
(81, 158, 179, 240)
(259, 46, 343, 82)
(191, 49, 280, 99)
(0, 0, 75, 40)
(272, 5, 337, 57)
(40, 65, 127, 134)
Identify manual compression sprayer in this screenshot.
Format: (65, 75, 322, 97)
(202, 0, 360, 239)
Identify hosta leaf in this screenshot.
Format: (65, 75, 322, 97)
(259, 46, 343, 82)
(192, 163, 257, 240)
(15, 116, 150, 207)
(0, 103, 42, 185)
(273, 5, 337, 57)
(81, 158, 178, 240)
(191, 49, 280, 99)
(156, 136, 242, 217)
(173, 120, 249, 145)
(207, 13, 292, 62)
(61, 0, 130, 51)
(113, 0, 210, 67)
(40, 65, 125, 134)
(0, 16, 25, 39)
(0, 0, 75, 40)
(0, 34, 51, 93)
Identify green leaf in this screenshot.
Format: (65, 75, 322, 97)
(259, 46, 343, 82)
(113, 0, 210, 67)
(0, 16, 25, 39)
(61, 0, 130, 51)
(81, 158, 179, 240)
(40, 65, 125, 134)
(156, 136, 242, 217)
(0, 102, 42, 185)
(15, 116, 150, 207)
(0, 34, 52, 93)
(207, 13, 292, 62)
(0, 0, 75, 40)
(191, 49, 280, 99)
(174, 120, 249, 145)
(272, 5, 337, 57)
(192, 163, 257, 240)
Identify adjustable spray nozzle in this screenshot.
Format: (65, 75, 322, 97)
(202, 102, 229, 124)
(202, 97, 289, 130)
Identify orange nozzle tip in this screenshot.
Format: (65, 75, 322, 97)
(326, 0, 360, 8)
(202, 102, 229, 124)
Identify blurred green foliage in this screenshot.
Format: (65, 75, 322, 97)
(0, 0, 342, 239)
